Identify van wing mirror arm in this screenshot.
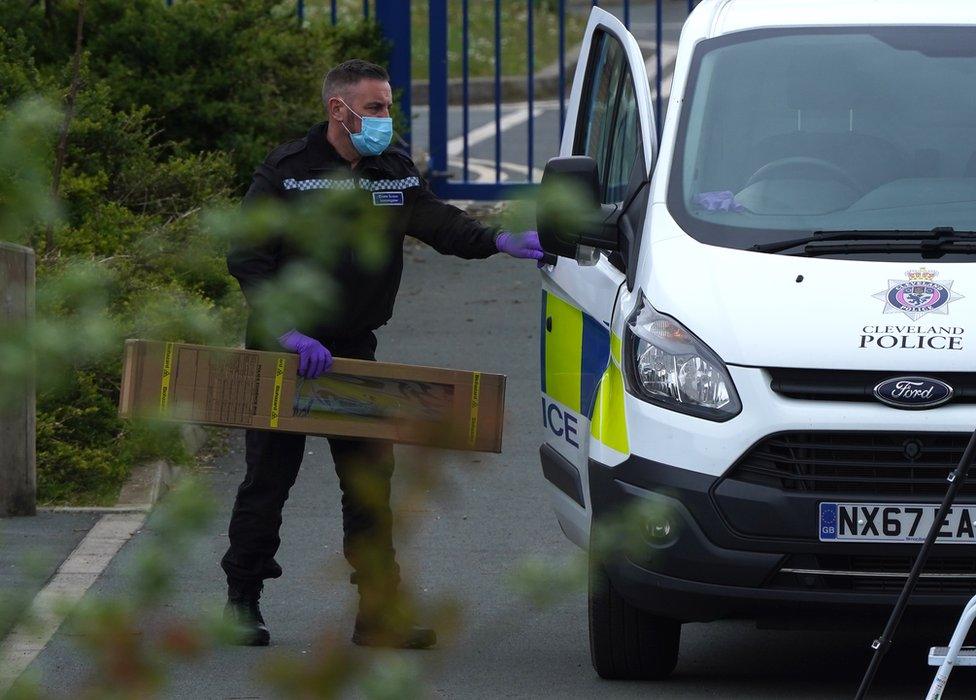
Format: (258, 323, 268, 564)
(578, 203, 622, 249)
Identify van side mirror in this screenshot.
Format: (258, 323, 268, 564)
(537, 156, 619, 260)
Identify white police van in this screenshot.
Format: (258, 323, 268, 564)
(538, 0, 976, 680)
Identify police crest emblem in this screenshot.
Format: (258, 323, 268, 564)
(873, 268, 963, 321)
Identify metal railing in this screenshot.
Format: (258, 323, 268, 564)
(290, 1, 700, 199)
(420, 0, 699, 199)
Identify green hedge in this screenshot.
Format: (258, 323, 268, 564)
(0, 0, 389, 504)
(2, 0, 388, 187)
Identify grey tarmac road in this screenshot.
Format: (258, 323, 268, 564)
(0, 512, 100, 639)
(19, 243, 976, 699)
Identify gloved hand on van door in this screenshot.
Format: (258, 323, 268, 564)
(495, 230, 545, 260)
(278, 330, 333, 378)
(694, 190, 746, 213)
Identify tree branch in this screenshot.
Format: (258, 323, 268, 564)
(47, 0, 86, 253)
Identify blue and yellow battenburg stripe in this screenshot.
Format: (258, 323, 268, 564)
(541, 291, 628, 453)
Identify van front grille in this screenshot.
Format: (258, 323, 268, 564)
(767, 368, 976, 403)
(729, 431, 976, 498)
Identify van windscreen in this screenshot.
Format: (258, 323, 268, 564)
(668, 27, 976, 253)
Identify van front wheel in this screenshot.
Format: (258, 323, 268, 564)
(588, 564, 680, 680)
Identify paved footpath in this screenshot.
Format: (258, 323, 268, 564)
(7, 243, 976, 698)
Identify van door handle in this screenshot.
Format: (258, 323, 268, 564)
(546, 316, 553, 332)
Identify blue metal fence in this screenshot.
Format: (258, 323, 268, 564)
(310, 0, 700, 200)
(426, 0, 700, 199)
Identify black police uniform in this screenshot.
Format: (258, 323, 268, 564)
(222, 121, 499, 614)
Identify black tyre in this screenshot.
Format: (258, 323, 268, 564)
(588, 563, 681, 680)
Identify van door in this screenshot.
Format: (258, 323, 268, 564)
(540, 7, 656, 548)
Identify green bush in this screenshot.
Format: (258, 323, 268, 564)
(0, 1, 390, 505)
(1, 0, 388, 187)
(35, 368, 168, 505)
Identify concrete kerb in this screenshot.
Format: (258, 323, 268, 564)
(38, 424, 204, 513)
(115, 424, 204, 508)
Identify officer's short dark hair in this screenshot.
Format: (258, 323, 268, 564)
(322, 59, 390, 107)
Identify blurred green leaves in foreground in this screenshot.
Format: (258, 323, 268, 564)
(0, 2, 637, 697)
(2, 479, 427, 700)
(0, 97, 60, 238)
(2, 479, 223, 700)
(0, 88, 622, 697)
(0, 84, 614, 691)
(0, 93, 399, 502)
(0, 92, 428, 698)
(0, 0, 388, 505)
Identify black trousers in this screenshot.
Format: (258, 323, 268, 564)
(220, 332, 399, 598)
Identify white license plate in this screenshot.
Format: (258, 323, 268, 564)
(819, 502, 976, 543)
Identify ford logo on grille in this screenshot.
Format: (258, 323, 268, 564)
(873, 376, 954, 409)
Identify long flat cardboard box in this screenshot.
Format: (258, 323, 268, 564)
(119, 340, 505, 453)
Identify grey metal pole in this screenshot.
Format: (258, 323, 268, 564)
(855, 427, 976, 698)
(0, 242, 36, 517)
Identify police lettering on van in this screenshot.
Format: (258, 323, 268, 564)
(859, 325, 964, 350)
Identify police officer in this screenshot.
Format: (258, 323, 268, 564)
(222, 59, 543, 649)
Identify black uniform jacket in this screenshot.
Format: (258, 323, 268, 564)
(227, 121, 499, 348)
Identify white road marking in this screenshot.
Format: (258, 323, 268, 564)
(0, 512, 146, 692)
(447, 106, 547, 157)
(448, 157, 545, 184)
(494, 160, 546, 182)
(448, 157, 500, 183)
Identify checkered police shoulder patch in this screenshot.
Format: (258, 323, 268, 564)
(358, 177, 421, 192)
(281, 178, 357, 191)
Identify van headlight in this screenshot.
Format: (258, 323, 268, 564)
(624, 295, 741, 421)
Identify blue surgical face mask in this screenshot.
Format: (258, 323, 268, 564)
(339, 98, 393, 157)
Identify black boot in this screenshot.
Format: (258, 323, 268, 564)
(352, 615, 437, 650)
(351, 579, 436, 649)
(224, 583, 271, 647)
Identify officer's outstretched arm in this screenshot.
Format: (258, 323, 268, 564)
(407, 182, 500, 259)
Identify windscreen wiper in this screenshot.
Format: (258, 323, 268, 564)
(803, 227, 976, 257)
(751, 227, 976, 254)
(802, 240, 976, 257)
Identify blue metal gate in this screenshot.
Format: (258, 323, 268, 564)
(328, 1, 700, 200)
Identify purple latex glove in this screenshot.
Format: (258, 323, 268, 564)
(278, 330, 333, 378)
(694, 190, 746, 213)
(496, 229, 545, 260)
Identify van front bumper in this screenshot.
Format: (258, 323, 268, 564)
(591, 454, 976, 623)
